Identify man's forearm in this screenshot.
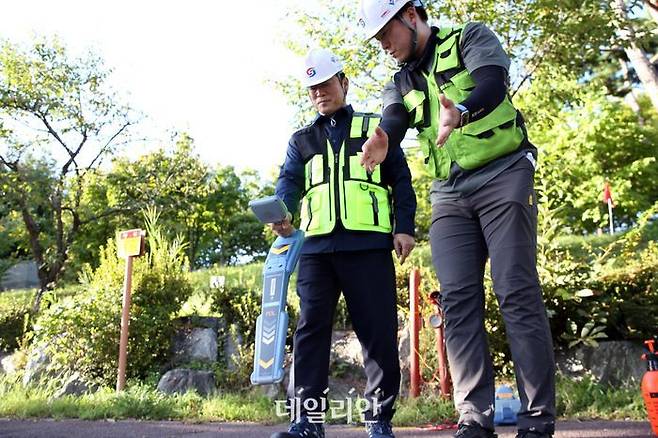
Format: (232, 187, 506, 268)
(459, 65, 508, 122)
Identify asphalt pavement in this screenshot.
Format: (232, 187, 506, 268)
(0, 419, 653, 438)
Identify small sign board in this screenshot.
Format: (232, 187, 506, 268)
(116, 229, 146, 258)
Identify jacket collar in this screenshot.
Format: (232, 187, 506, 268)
(311, 104, 354, 127)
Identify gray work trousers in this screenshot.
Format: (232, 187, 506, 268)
(429, 157, 555, 433)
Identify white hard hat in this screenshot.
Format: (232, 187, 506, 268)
(357, 0, 424, 40)
(301, 48, 344, 88)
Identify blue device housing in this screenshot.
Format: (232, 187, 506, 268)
(250, 229, 305, 385)
(494, 385, 522, 425)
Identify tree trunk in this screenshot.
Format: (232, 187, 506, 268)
(18, 203, 50, 312)
(624, 44, 658, 111)
(619, 58, 645, 124)
(31, 246, 69, 313)
(613, 0, 658, 111)
(19, 192, 72, 313)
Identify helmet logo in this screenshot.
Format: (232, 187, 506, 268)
(306, 67, 316, 78)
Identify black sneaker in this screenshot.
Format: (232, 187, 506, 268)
(270, 416, 325, 438)
(454, 422, 497, 438)
(365, 419, 395, 438)
(515, 429, 553, 438)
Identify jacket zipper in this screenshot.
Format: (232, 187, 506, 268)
(369, 191, 379, 226)
(333, 150, 340, 223)
(306, 195, 313, 231)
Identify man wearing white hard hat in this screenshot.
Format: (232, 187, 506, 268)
(356, 2, 556, 438)
(270, 47, 416, 438)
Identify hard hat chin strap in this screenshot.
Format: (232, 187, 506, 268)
(396, 15, 418, 64)
(336, 72, 348, 101)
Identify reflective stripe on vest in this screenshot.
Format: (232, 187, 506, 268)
(400, 25, 525, 180)
(299, 113, 393, 237)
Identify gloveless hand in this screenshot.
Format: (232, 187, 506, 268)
(270, 212, 295, 237)
(360, 126, 389, 172)
(436, 94, 461, 147)
(393, 233, 416, 264)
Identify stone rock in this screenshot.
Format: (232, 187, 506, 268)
(52, 372, 94, 399)
(278, 352, 293, 397)
(174, 316, 223, 333)
(327, 375, 366, 401)
(157, 368, 216, 396)
(257, 383, 283, 400)
(327, 331, 368, 400)
(0, 352, 20, 375)
(22, 344, 50, 386)
(0, 261, 39, 291)
(397, 312, 408, 332)
(556, 340, 646, 386)
(330, 330, 363, 366)
(172, 327, 218, 364)
(397, 324, 411, 397)
(278, 328, 420, 403)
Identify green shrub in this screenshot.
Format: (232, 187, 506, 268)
(211, 285, 263, 347)
(0, 288, 34, 312)
(555, 374, 645, 419)
(0, 305, 30, 352)
(544, 206, 658, 349)
(557, 240, 658, 343)
(31, 212, 194, 385)
(190, 263, 265, 292)
(0, 289, 34, 353)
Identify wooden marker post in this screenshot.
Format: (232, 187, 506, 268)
(603, 182, 615, 235)
(409, 269, 421, 398)
(115, 229, 146, 392)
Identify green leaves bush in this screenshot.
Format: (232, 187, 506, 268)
(210, 285, 262, 349)
(31, 212, 193, 385)
(0, 305, 29, 353)
(0, 289, 34, 353)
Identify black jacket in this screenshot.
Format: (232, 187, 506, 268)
(276, 105, 416, 254)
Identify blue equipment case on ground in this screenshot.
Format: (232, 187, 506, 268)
(494, 384, 522, 425)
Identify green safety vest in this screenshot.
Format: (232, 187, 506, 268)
(299, 113, 393, 237)
(395, 25, 525, 180)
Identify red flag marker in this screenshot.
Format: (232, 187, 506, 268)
(602, 182, 614, 207)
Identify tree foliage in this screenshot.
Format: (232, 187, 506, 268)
(75, 135, 271, 269)
(0, 38, 136, 308)
(276, 0, 654, 109)
(0, 38, 274, 296)
(517, 76, 658, 232)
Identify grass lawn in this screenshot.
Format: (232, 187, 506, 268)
(0, 374, 646, 425)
